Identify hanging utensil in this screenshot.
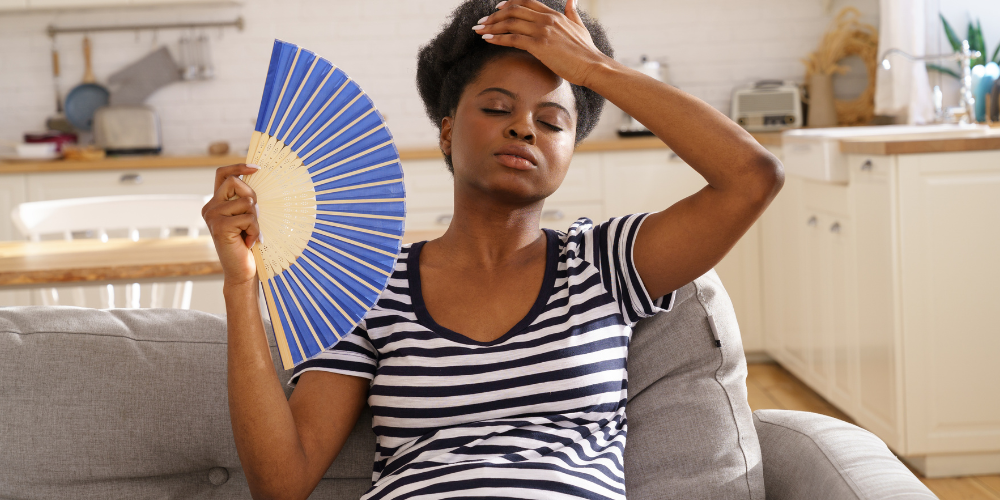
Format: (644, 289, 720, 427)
(45, 42, 74, 133)
(107, 46, 181, 105)
(64, 35, 110, 132)
(197, 33, 214, 80)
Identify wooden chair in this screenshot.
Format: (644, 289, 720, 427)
(10, 194, 211, 309)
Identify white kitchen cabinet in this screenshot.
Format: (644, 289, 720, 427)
(850, 155, 904, 450)
(0, 174, 31, 307)
(0, 174, 27, 241)
(762, 176, 859, 412)
(799, 180, 858, 414)
(764, 149, 1000, 477)
(25, 168, 216, 201)
(894, 151, 1000, 475)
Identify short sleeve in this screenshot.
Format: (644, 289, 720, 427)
(568, 213, 675, 325)
(288, 322, 378, 386)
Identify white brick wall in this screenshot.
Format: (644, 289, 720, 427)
(0, 0, 877, 155)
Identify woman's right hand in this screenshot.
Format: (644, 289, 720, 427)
(202, 164, 261, 288)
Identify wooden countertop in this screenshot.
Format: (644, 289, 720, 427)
(0, 230, 445, 287)
(840, 132, 1000, 155)
(0, 133, 783, 174)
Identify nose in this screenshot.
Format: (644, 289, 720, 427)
(504, 114, 535, 144)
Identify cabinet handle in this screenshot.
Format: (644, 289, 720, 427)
(807, 215, 818, 227)
(830, 221, 841, 234)
(860, 160, 873, 171)
(541, 209, 565, 221)
(435, 214, 453, 225)
(119, 173, 143, 185)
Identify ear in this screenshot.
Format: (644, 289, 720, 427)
(439, 116, 454, 157)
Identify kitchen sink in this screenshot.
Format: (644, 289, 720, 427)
(781, 124, 991, 182)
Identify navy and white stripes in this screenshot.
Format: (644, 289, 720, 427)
(291, 213, 674, 499)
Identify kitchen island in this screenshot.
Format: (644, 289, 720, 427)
(762, 128, 1000, 477)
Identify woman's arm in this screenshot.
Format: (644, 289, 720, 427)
(478, 0, 783, 299)
(203, 165, 370, 499)
(584, 64, 783, 300)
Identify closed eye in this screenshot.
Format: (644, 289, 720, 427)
(482, 108, 509, 115)
(541, 122, 563, 132)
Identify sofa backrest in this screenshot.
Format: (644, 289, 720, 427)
(0, 270, 761, 499)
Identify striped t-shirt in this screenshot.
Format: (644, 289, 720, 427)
(290, 213, 674, 500)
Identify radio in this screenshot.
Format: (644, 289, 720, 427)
(730, 80, 802, 132)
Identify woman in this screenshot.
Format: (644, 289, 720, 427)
(202, 0, 783, 498)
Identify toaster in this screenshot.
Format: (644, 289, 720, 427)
(93, 105, 162, 155)
(731, 80, 802, 132)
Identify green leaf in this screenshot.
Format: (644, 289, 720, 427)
(941, 14, 962, 52)
(927, 63, 961, 79)
(992, 39, 1000, 64)
(969, 19, 987, 66)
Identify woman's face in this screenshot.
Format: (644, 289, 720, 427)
(441, 52, 577, 205)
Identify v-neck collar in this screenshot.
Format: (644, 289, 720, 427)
(407, 229, 558, 347)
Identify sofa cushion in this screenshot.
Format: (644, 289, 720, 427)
(0, 306, 373, 500)
(753, 409, 936, 500)
(623, 269, 765, 500)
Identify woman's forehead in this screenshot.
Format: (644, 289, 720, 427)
(465, 53, 575, 109)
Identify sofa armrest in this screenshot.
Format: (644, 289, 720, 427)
(753, 410, 936, 500)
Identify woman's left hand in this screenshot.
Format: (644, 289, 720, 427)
(474, 0, 609, 88)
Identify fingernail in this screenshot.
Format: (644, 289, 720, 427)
(482, 34, 494, 39)
(477, 16, 488, 23)
(247, 163, 261, 170)
(472, 24, 485, 30)
(496, 1, 506, 8)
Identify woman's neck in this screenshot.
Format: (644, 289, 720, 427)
(428, 188, 546, 271)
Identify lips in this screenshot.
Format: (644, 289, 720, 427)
(494, 144, 538, 170)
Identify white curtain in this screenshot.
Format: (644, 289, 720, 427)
(875, 0, 936, 124)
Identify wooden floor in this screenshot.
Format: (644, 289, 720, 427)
(747, 363, 1000, 500)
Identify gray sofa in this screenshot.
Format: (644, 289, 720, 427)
(0, 270, 935, 499)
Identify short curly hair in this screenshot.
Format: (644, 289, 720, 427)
(416, 0, 614, 172)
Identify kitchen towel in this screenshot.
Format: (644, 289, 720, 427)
(875, 0, 935, 124)
(107, 46, 181, 106)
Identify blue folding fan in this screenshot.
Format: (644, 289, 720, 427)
(243, 40, 405, 369)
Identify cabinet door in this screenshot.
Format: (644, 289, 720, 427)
(897, 151, 1000, 455)
(763, 176, 811, 372)
(0, 174, 32, 306)
(26, 168, 217, 201)
(602, 150, 705, 217)
(850, 154, 904, 451)
(0, 174, 27, 241)
(799, 201, 857, 410)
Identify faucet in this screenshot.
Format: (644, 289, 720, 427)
(880, 40, 982, 124)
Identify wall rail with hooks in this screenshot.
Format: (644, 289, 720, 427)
(47, 16, 243, 39)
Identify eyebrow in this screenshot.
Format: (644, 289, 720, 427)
(477, 87, 572, 117)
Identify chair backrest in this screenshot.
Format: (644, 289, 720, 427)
(10, 194, 213, 309)
(12, 194, 210, 242)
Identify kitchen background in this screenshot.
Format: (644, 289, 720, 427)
(3, 1, 1000, 496)
(0, 0, 888, 154)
